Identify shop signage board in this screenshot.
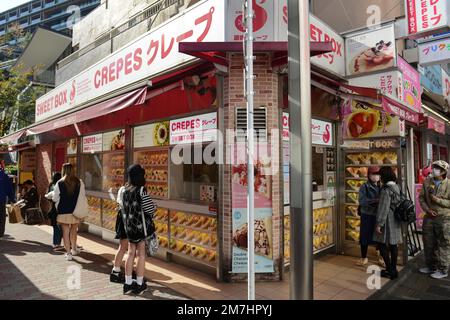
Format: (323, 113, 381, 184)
(169, 112, 217, 145)
(419, 64, 444, 95)
(225, 1, 346, 76)
(381, 98, 419, 124)
(102, 130, 125, 151)
(35, 0, 226, 122)
(342, 100, 406, 139)
(406, 0, 450, 38)
(341, 138, 401, 149)
(134, 121, 170, 148)
(20, 151, 36, 171)
(67, 138, 77, 155)
(231, 143, 274, 273)
(282, 113, 333, 146)
(397, 56, 422, 113)
(345, 24, 397, 77)
(428, 116, 446, 134)
(348, 71, 402, 101)
(418, 37, 450, 66)
(443, 68, 450, 105)
(82, 134, 103, 153)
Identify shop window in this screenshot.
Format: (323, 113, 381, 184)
(312, 147, 324, 191)
(81, 154, 103, 191)
(170, 144, 218, 203)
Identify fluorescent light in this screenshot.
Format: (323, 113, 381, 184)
(422, 104, 450, 123)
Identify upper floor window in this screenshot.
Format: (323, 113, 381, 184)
(20, 7, 29, 14)
(32, 1, 42, 9)
(9, 11, 17, 18)
(0, 15, 5, 22)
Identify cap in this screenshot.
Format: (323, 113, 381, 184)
(368, 166, 381, 174)
(432, 160, 449, 172)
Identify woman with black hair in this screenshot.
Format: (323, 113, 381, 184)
(119, 164, 156, 295)
(45, 172, 63, 251)
(374, 166, 403, 280)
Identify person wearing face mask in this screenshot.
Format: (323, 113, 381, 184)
(356, 166, 383, 266)
(419, 160, 450, 279)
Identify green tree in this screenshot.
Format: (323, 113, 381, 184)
(0, 66, 44, 137)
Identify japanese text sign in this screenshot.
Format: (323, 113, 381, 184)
(419, 37, 450, 65)
(35, 0, 225, 122)
(406, 0, 450, 37)
(169, 112, 217, 145)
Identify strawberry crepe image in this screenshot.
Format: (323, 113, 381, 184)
(349, 40, 394, 76)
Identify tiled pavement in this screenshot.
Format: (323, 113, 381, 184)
(0, 221, 189, 300)
(1, 219, 396, 300)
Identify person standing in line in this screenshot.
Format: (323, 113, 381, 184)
(0, 167, 16, 238)
(120, 164, 156, 294)
(374, 166, 402, 280)
(356, 166, 383, 266)
(45, 172, 64, 251)
(419, 160, 450, 279)
(52, 163, 85, 261)
(110, 184, 129, 283)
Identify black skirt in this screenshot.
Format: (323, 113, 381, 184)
(114, 210, 127, 240)
(359, 214, 377, 246)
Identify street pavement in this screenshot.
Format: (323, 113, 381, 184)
(368, 253, 450, 300)
(0, 220, 189, 300)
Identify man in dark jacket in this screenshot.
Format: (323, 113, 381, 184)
(0, 168, 16, 237)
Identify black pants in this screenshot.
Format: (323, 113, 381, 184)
(0, 202, 6, 237)
(378, 243, 398, 273)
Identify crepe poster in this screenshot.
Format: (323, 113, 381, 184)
(231, 142, 274, 273)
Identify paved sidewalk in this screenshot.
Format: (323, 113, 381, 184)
(0, 221, 188, 300)
(368, 253, 450, 300)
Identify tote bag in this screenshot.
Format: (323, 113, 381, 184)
(73, 181, 89, 220)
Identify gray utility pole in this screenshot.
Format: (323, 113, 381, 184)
(244, 0, 255, 300)
(288, 0, 313, 300)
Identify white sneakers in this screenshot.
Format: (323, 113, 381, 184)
(419, 267, 436, 274)
(71, 248, 81, 256)
(65, 253, 73, 261)
(430, 271, 448, 279)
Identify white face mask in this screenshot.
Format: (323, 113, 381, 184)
(369, 174, 380, 183)
(433, 169, 442, 178)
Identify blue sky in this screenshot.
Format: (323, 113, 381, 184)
(0, 0, 30, 14)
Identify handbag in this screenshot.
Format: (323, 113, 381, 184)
(73, 182, 88, 220)
(140, 188, 158, 257)
(8, 204, 23, 224)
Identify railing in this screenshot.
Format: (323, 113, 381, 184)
(57, 0, 182, 70)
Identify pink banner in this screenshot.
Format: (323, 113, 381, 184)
(415, 184, 425, 231)
(397, 55, 422, 113)
(428, 116, 446, 134)
(382, 97, 419, 124)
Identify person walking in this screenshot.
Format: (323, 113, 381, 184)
(120, 164, 156, 294)
(374, 166, 402, 280)
(45, 172, 64, 251)
(0, 167, 16, 238)
(356, 166, 382, 266)
(110, 184, 129, 283)
(418, 160, 450, 279)
(52, 163, 85, 261)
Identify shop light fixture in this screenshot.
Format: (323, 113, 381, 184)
(421, 104, 450, 124)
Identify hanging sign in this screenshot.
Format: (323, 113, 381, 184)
(169, 112, 217, 145)
(418, 37, 450, 66)
(82, 134, 103, 153)
(428, 116, 446, 134)
(406, 0, 450, 38)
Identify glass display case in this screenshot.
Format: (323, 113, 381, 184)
(103, 153, 125, 193)
(86, 195, 101, 226)
(344, 149, 400, 243)
(102, 198, 118, 231)
(134, 149, 169, 199)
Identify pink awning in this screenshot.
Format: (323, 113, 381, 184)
(26, 87, 147, 136)
(0, 130, 26, 145)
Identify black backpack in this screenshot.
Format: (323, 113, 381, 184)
(387, 185, 416, 223)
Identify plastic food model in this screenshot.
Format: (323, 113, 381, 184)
(346, 167, 361, 178)
(370, 152, 384, 165)
(210, 234, 217, 247)
(347, 217, 361, 230)
(358, 167, 368, 178)
(347, 154, 361, 164)
(347, 192, 359, 204)
(359, 153, 371, 165)
(158, 236, 168, 248)
(347, 179, 365, 190)
(346, 230, 359, 242)
(346, 205, 359, 217)
(383, 152, 397, 164)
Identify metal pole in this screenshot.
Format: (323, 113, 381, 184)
(288, 0, 313, 300)
(244, 0, 255, 300)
